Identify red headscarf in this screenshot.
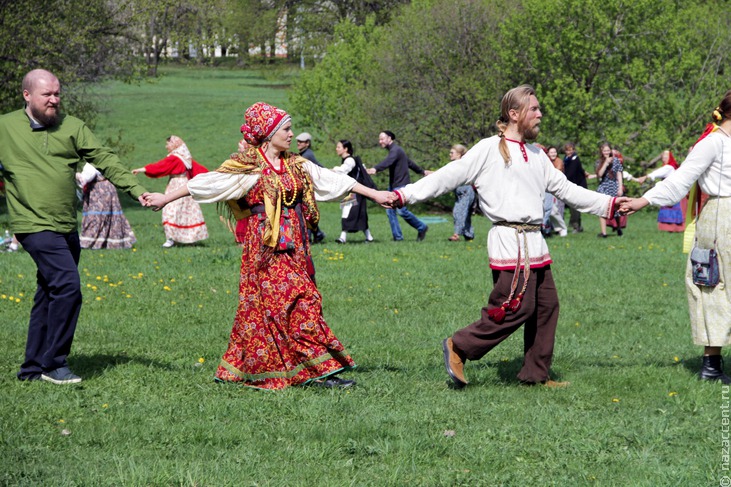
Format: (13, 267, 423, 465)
(664, 151, 678, 170)
(240, 102, 291, 146)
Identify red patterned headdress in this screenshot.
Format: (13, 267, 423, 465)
(665, 151, 678, 170)
(240, 102, 291, 146)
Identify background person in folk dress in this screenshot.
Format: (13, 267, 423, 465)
(132, 136, 209, 248)
(76, 163, 136, 249)
(594, 142, 624, 238)
(331, 139, 375, 244)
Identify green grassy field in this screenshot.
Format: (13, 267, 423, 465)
(0, 66, 721, 486)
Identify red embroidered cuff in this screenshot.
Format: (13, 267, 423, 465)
(394, 190, 405, 208)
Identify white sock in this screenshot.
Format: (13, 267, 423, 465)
(339, 231, 347, 242)
(364, 229, 373, 241)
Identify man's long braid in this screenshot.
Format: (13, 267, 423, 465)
(496, 118, 511, 167)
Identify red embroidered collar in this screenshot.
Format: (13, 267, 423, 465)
(504, 138, 528, 162)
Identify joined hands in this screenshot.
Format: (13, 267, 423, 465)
(370, 190, 403, 209)
(139, 192, 167, 211)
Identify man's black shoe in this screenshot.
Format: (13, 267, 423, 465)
(417, 226, 429, 241)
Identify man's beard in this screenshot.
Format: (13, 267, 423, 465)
(30, 105, 60, 127)
(521, 121, 540, 141)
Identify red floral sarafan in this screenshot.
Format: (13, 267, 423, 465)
(214, 157, 355, 389)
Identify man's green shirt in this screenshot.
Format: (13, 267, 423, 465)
(0, 109, 146, 234)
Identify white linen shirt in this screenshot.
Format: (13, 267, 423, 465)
(186, 159, 357, 204)
(644, 131, 731, 206)
(398, 136, 615, 269)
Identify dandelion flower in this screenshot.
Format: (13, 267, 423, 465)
(612, 398, 620, 403)
(668, 392, 678, 397)
(198, 357, 205, 364)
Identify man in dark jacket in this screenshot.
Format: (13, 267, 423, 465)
(367, 131, 429, 241)
(563, 142, 588, 233)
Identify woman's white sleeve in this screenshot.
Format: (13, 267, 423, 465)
(187, 171, 259, 203)
(304, 160, 357, 201)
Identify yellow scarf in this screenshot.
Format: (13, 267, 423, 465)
(217, 147, 319, 248)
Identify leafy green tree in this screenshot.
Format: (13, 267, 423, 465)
(292, 0, 731, 171)
(292, 0, 512, 164)
(0, 0, 144, 121)
(290, 17, 377, 147)
(501, 0, 731, 167)
(286, 0, 410, 65)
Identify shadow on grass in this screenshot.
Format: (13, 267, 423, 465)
(70, 353, 172, 380)
(465, 357, 568, 386)
(681, 355, 703, 376)
(350, 363, 408, 374)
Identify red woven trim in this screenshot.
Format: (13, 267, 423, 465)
(394, 190, 405, 208)
(489, 257, 552, 271)
(163, 221, 207, 229)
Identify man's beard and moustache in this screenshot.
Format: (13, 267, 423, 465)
(520, 118, 540, 141)
(30, 104, 60, 127)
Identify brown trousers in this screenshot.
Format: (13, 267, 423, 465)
(452, 266, 559, 383)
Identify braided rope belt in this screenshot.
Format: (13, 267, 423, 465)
(493, 221, 541, 232)
(488, 221, 541, 323)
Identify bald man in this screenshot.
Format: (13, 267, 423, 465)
(0, 69, 150, 384)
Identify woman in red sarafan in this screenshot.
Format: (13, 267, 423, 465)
(143, 102, 392, 390)
(132, 135, 209, 247)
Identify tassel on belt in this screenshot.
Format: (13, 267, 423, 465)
(488, 222, 541, 323)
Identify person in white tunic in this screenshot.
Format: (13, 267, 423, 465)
(392, 85, 627, 388)
(622, 92, 731, 384)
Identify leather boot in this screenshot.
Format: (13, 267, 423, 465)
(699, 355, 731, 384)
(442, 337, 468, 388)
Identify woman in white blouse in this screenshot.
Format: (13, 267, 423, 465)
(623, 92, 731, 384)
(332, 139, 374, 243)
(145, 102, 391, 390)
